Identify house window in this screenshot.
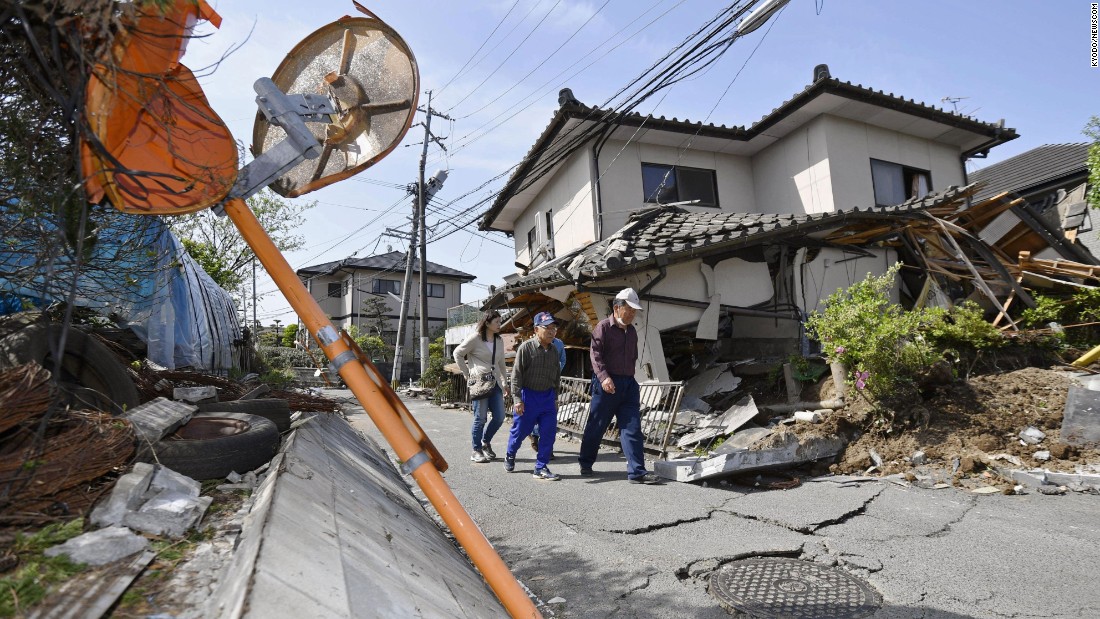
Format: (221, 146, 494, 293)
(527, 225, 537, 250)
(427, 283, 445, 298)
(545, 210, 554, 243)
(327, 282, 342, 298)
(870, 159, 931, 206)
(372, 279, 401, 295)
(641, 163, 718, 207)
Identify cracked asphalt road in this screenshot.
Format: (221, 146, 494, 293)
(344, 394, 1100, 619)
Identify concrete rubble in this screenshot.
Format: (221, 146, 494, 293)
(44, 526, 150, 566)
(656, 431, 845, 482)
(89, 462, 213, 538)
(118, 396, 195, 446)
(173, 385, 218, 404)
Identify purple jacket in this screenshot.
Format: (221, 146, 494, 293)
(590, 316, 637, 382)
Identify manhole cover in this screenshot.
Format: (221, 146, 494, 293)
(709, 557, 881, 618)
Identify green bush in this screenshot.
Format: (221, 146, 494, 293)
(806, 265, 1008, 407)
(256, 345, 313, 370)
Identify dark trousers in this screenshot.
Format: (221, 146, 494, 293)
(505, 387, 557, 470)
(579, 374, 648, 478)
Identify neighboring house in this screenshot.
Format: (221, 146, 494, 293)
(480, 66, 1021, 383)
(296, 251, 475, 354)
(967, 143, 1098, 265)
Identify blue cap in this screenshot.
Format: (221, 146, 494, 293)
(533, 311, 556, 327)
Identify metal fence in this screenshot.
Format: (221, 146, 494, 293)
(555, 377, 685, 459)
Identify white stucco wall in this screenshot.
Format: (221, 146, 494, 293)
(751, 116, 834, 215)
(592, 139, 756, 239)
(822, 116, 966, 210)
(799, 246, 899, 315)
(513, 149, 594, 268)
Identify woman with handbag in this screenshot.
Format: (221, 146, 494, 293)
(453, 310, 509, 463)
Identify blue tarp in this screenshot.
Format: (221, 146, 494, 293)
(0, 207, 240, 372)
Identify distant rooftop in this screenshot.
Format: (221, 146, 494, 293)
(297, 251, 476, 281)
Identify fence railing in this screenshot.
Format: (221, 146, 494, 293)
(555, 377, 685, 459)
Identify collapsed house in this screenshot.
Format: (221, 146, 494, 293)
(471, 66, 1100, 472)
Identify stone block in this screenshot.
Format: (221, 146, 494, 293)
(44, 526, 149, 566)
(1061, 386, 1100, 447)
(150, 465, 201, 498)
(89, 463, 155, 528)
(173, 385, 218, 404)
(124, 492, 214, 538)
(1019, 426, 1046, 445)
(120, 397, 196, 444)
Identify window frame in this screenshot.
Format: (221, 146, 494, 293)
(326, 282, 342, 298)
(427, 283, 445, 298)
(870, 159, 932, 207)
(641, 162, 719, 208)
(371, 278, 401, 295)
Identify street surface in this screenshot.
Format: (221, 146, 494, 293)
(339, 392, 1100, 619)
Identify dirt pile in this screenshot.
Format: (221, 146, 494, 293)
(790, 367, 1100, 480)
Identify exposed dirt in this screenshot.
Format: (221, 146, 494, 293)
(789, 367, 1100, 483)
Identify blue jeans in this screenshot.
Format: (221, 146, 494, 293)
(471, 385, 505, 450)
(579, 374, 648, 478)
(505, 388, 557, 470)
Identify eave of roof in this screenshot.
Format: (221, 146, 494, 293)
(480, 76, 1018, 233)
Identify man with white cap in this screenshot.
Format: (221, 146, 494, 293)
(579, 288, 661, 484)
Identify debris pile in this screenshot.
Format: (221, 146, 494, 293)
(0, 362, 136, 525)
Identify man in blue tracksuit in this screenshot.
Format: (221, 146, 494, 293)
(505, 311, 562, 481)
(579, 288, 662, 484)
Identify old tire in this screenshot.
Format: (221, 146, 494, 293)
(144, 412, 280, 480)
(0, 322, 139, 413)
(196, 398, 292, 433)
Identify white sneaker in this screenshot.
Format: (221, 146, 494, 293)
(470, 449, 490, 463)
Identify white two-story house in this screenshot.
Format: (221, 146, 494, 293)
(480, 66, 1018, 382)
(297, 251, 474, 358)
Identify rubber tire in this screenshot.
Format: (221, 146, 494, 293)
(196, 398, 292, 433)
(0, 322, 140, 413)
(144, 412, 280, 480)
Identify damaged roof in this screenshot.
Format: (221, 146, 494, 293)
(481, 73, 1018, 232)
(969, 143, 1090, 203)
(496, 185, 973, 297)
(297, 251, 476, 281)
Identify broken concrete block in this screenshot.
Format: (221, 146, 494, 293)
(44, 526, 149, 566)
(239, 384, 272, 400)
(656, 433, 845, 482)
(910, 451, 927, 466)
(704, 395, 759, 433)
(1037, 485, 1067, 495)
(119, 397, 196, 445)
(1006, 469, 1047, 489)
(173, 385, 218, 404)
(971, 486, 1001, 494)
(682, 364, 741, 400)
(989, 453, 1024, 467)
(794, 410, 822, 423)
(715, 427, 772, 453)
(1019, 426, 1046, 445)
(123, 492, 214, 538)
(89, 463, 155, 528)
(1043, 471, 1100, 492)
(676, 426, 722, 448)
(1034, 450, 1051, 462)
(149, 465, 201, 498)
(1061, 386, 1100, 447)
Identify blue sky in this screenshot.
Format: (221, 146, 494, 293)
(185, 0, 1100, 325)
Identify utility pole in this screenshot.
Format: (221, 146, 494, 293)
(391, 217, 417, 386)
(416, 91, 451, 376)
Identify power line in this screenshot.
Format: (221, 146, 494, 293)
(434, 0, 523, 97)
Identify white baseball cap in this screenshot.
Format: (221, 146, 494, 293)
(615, 287, 643, 310)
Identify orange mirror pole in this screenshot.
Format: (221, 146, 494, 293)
(222, 197, 541, 619)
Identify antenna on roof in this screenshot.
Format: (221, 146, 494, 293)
(941, 96, 967, 113)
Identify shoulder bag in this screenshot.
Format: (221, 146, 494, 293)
(467, 338, 497, 401)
